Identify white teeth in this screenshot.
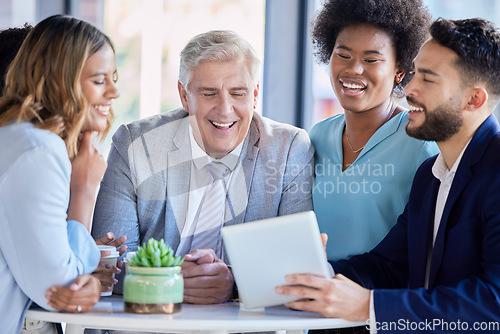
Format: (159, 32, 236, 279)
(94, 105, 111, 112)
(409, 107, 424, 112)
(212, 121, 234, 127)
(342, 82, 365, 89)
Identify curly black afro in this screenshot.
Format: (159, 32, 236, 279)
(311, 0, 432, 98)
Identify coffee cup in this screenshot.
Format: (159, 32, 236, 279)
(97, 245, 120, 296)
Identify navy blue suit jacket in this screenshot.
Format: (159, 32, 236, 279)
(334, 115, 500, 333)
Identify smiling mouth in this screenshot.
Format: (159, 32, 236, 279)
(93, 105, 111, 116)
(407, 103, 425, 121)
(342, 82, 366, 90)
(408, 106, 425, 113)
(339, 79, 366, 96)
(210, 120, 236, 129)
(406, 97, 425, 114)
(339, 78, 366, 89)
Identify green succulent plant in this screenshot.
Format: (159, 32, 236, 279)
(128, 238, 184, 267)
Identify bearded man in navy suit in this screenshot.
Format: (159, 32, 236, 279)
(277, 18, 500, 333)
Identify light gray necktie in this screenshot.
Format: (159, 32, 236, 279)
(190, 161, 230, 257)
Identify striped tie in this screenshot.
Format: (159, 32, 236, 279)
(190, 161, 230, 257)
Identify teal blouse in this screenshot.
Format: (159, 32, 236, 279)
(310, 111, 439, 261)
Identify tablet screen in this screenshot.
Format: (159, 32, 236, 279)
(221, 211, 333, 309)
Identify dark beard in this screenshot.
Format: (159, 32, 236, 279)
(405, 98, 463, 142)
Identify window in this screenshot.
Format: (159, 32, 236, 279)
(73, 0, 266, 155)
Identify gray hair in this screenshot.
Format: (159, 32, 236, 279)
(179, 30, 260, 89)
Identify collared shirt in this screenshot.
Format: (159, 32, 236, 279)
(311, 111, 439, 261)
(175, 124, 243, 257)
(424, 140, 470, 288)
(369, 140, 471, 333)
(312, 111, 438, 333)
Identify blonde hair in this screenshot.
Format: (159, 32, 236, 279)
(0, 15, 115, 159)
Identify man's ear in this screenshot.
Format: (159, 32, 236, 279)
(178, 81, 189, 110)
(466, 87, 488, 110)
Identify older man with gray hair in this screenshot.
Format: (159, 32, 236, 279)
(91, 30, 314, 304)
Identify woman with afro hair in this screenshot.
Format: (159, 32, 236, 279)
(309, 0, 439, 268)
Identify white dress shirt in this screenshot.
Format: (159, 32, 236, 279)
(369, 141, 470, 333)
(175, 124, 243, 257)
(424, 140, 470, 287)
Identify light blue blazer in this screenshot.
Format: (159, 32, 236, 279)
(92, 108, 314, 292)
(0, 123, 100, 334)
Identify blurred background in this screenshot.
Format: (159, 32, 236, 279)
(1, 0, 499, 155)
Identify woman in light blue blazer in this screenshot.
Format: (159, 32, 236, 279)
(0, 15, 120, 333)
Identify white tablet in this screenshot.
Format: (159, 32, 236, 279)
(221, 210, 333, 309)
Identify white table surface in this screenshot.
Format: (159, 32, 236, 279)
(25, 296, 365, 333)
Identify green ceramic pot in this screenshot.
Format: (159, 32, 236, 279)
(124, 266, 183, 314)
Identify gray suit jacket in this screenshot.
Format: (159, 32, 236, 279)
(92, 108, 314, 292)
